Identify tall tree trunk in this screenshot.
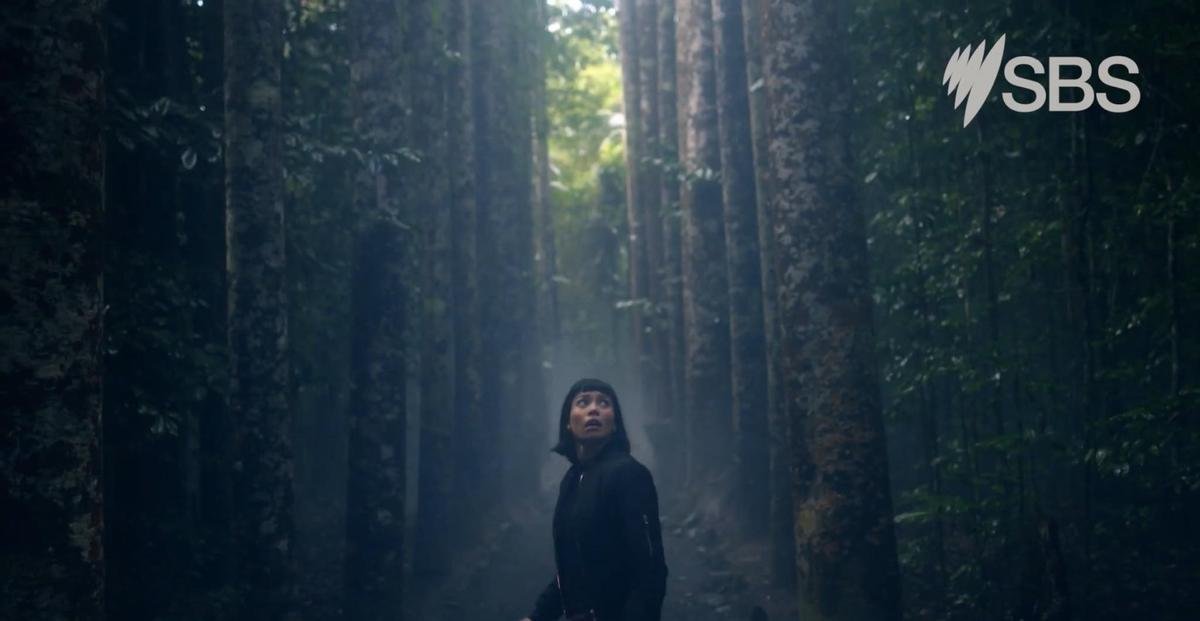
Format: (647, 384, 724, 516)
(194, 0, 235, 606)
(470, 0, 502, 510)
(448, 0, 486, 533)
(532, 0, 561, 353)
(712, 0, 769, 536)
(345, 0, 409, 616)
(618, 0, 652, 398)
(224, 0, 294, 616)
(345, 226, 409, 621)
(741, 0, 794, 586)
(0, 2, 105, 618)
(680, 0, 732, 484)
(762, 1, 901, 619)
(636, 0, 668, 422)
(472, 0, 543, 499)
(103, 0, 202, 615)
(904, 86, 946, 590)
(656, 0, 687, 481)
(413, 0, 456, 578)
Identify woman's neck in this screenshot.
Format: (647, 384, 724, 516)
(576, 437, 611, 464)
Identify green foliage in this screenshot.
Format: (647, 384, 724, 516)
(546, 0, 629, 365)
(546, 0, 624, 208)
(851, 1, 1200, 619)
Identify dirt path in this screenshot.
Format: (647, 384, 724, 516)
(407, 492, 795, 621)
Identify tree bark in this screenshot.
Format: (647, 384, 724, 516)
(680, 0, 732, 483)
(532, 0, 561, 353)
(412, 0, 456, 578)
(0, 2, 105, 618)
(636, 0, 669, 421)
(763, 0, 901, 618)
(472, 0, 544, 499)
(345, 0, 409, 616)
(741, 0, 795, 587)
(618, 0, 653, 399)
(448, 0, 486, 532)
(712, 0, 769, 536)
(345, 225, 408, 621)
(102, 0, 205, 615)
(656, 0, 687, 487)
(223, 0, 294, 616)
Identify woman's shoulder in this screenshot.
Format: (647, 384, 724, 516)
(601, 452, 654, 484)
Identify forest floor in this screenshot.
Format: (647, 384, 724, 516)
(406, 485, 798, 621)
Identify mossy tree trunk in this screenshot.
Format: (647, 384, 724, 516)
(532, 0, 561, 354)
(636, 0, 669, 421)
(712, 0, 769, 536)
(345, 0, 409, 617)
(617, 0, 652, 398)
(762, 0, 901, 618)
(0, 1, 106, 618)
(679, 0, 732, 484)
(655, 0, 686, 453)
(413, 0, 456, 578)
(103, 0, 215, 615)
(448, 0, 486, 533)
(741, 0, 794, 588)
(223, 0, 295, 616)
(472, 0, 544, 499)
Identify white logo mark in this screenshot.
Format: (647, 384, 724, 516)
(942, 35, 1007, 128)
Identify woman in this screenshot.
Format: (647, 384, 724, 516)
(521, 378, 668, 621)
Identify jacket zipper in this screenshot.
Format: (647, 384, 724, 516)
(643, 513, 654, 557)
(574, 469, 589, 616)
(556, 573, 566, 620)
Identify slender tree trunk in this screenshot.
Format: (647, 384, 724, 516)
(471, 0, 502, 509)
(675, 0, 691, 161)
(618, 0, 653, 399)
(712, 0, 769, 536)
(448, 0, 485, 534)
(763, 1, 901, 618)
(195, 0, 235, 606)
(532, 0, 561, 353)
(0, 2, 105, 618)
(224, 0, 295, 616)
(741, 0, 794, 585)
(345, 0, 409, 616)
(587, 179, 625, 367)
(656, 0, 687, 487)
(448, 0, 482, 532)
(1167, 208, 1180, 398)
(904, 95, 946, 589)
(635, 0, 668, 422)
(1069, 99, 1100, 621)
(345, 226, 408, 621)
(412, 0, 456, 578)
(680, 0, 732, 484)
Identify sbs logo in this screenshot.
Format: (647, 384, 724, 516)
(942, 34, 1140, 127)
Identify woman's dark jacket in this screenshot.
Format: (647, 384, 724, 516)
(528, 443, 668, 621)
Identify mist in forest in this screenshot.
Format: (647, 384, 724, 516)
(3, 0, 1199, 620)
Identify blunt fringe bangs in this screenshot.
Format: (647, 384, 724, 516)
(552, 378, 631, 461)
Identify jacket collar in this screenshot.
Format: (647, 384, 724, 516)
(570, 437, 623, 469)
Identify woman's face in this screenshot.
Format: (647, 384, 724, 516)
(568, 390, 616, 444)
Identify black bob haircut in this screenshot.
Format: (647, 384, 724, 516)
(552, 378, 632, 462)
